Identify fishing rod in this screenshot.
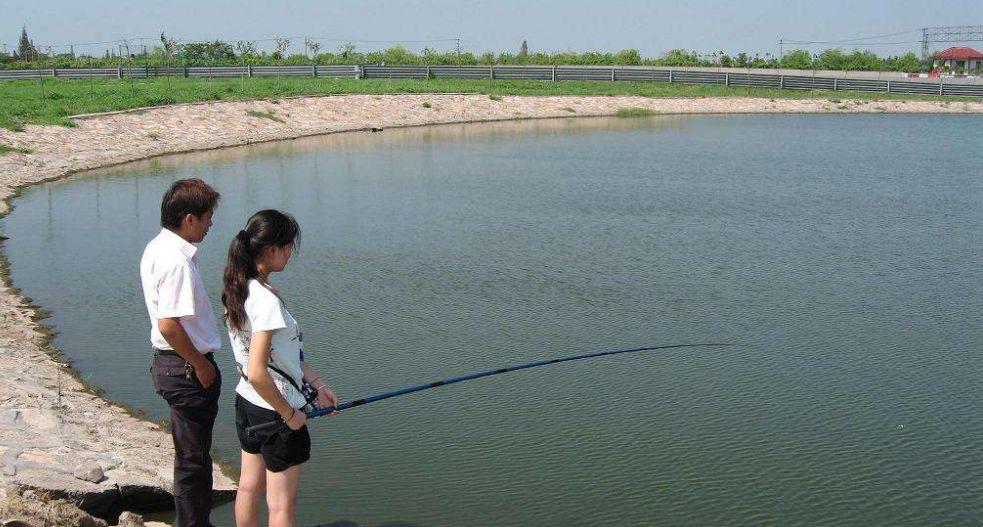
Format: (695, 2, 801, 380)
(247, 342, 730, 436)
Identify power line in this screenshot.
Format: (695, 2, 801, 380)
(784, 40, 922, 45)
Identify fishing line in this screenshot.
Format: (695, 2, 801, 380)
(247, 342, 731, 436)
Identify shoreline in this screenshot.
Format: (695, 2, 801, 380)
(0, 93, 981, 525)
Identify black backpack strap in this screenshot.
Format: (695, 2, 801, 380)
(237, 361, 317, 407)
(237, 362, 302, 392)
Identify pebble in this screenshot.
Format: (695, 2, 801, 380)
(116, 511, 145, 527)
(72, 462, 104, 483)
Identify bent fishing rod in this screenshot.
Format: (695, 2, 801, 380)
(247, 342, 730, 436)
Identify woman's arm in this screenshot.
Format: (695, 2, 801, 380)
(300, 362, 326, 388)
(247, 330, 306, 429)
(300, 362, 339, 412)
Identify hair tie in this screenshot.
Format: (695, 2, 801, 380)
(237, 230, 250, 242)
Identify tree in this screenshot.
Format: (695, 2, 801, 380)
(273, 37, 290, 60)
(235, 40, 257, 58)
(663, 49, 700, 66)
(18, 25, 38, 62)
(615, 48, 641, 65)
(304, 38, 321, 59)
(781, 49, 812, 69)
(160, 32, 180, 64)
(815, 48, 847, 71)
(338, 42, 356, 62)
(180, 40, 235, 64)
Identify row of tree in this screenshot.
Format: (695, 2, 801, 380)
(0, 27, 950, 73)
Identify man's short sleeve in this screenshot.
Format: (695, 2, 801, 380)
(156, 261, 197, 319)
(247, 287, 287, 332)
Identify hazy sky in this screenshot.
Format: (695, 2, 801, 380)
(3, 0, 979, 57)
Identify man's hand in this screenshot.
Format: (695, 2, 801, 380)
(159, 317, 214, 388)
(191, 357, 217, 389)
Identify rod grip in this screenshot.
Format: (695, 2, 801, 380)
(245, 418, 286, 437)
(245, 405, 339, 436)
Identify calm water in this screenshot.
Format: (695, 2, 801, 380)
(5, 115, 983, 526)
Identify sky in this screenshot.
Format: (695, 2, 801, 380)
(3, 0, 980, 58)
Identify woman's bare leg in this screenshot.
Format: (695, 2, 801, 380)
(235, 450, 267, 527)
(266, 464, 302, 527)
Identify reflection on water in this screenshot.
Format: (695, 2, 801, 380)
(7, 114, 983, 527)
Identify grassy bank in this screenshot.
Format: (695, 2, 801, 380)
(1, 76, 979, 130)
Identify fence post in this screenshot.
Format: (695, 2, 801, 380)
(52, 68, 57, 78)
(939, 78, 944, 96)
(426, 65, 431, 79)
(551, 65, 556, 82)
(117, 66, 123, 79)
(725, 72, 729, 86)
(886, 80, 891, 94)
(145, 65, 149, 78)
(610, 67, 615, 81)
(184, 65, 189, 78)
(312, 64, 317, 78)
(833, 78, 837, 91)
(356, 65, 363, 79)
(779, 75, 784, 89)
(247, 65, 253, 77)
(489, 66, 494, 80)
(669, 68, 673, 83)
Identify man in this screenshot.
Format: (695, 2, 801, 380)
(140, 178, 222, 527)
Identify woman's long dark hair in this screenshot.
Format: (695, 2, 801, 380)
(222, 209, 301, 331)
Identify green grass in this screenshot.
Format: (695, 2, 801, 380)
(616, 107, 658, 118)
(0, 76, 978, 130)
(0, 144, 33, 154)
(245, 109, 286, 123)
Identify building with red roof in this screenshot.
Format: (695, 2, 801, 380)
(933, 47, 983, 72)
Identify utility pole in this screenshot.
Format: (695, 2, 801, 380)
(778, 38, 783, 71)
(456, 38, 461, 65)
(921, 28, 929, 61)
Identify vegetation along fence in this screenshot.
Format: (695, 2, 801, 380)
(0, 64, 980, 97)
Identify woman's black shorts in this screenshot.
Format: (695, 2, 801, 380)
(235, 394, 311, 472)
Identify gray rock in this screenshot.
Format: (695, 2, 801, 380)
(0, 409, 19, 424)
(116, 511, 145, 527)
(73, 462, 104, 483)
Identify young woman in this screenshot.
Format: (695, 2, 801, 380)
(222, 209, 339, 527)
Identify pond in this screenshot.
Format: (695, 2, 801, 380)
(6, 114, 983, 526)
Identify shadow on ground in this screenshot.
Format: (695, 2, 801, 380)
(313, 522, 426, 527)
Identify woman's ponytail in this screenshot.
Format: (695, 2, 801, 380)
(222, 231, 258, 331)
(221, 210, 301, 331)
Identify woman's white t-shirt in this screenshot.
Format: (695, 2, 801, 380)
(228, 279, 307, 410)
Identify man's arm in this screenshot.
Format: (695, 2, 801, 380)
(159, 318, 216, 388)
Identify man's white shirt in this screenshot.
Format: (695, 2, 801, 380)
(140, 228, 221, 353)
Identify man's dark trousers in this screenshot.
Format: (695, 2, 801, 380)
(152, 349, 221, 527)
